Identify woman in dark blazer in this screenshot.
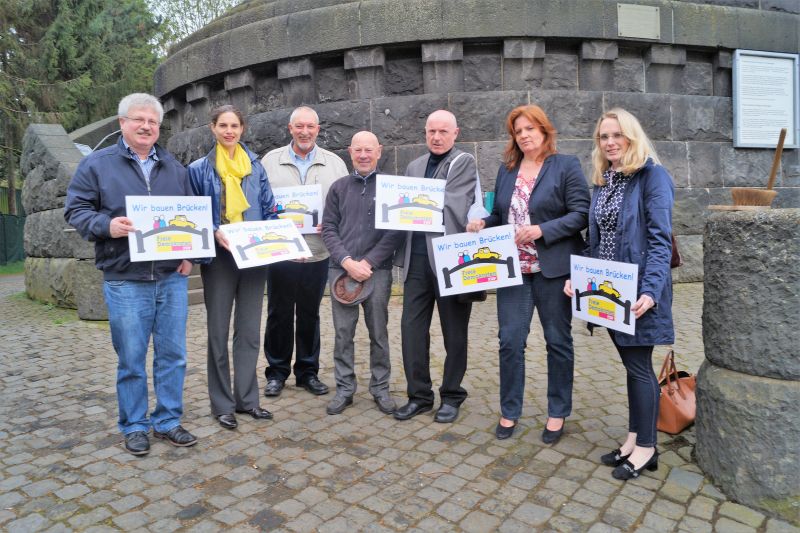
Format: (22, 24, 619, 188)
(467, 104, 590, 441)
(565, 108, 674, 480)
(188, 105, 276, 430)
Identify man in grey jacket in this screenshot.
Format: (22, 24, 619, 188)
(321, 131, 405, 415)
(394, 110, 479, 424)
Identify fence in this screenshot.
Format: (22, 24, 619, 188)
(0, 214, 25, 265)
(0, 188, 25, 216)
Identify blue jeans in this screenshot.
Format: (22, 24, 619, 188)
(497, 273, 574, 421)
(103, 273, 188, 435)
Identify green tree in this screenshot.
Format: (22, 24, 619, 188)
(0, 0, 163, 214)
(149, 0, 244, 55)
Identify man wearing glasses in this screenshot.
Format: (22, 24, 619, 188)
(65, 93, 197, 456)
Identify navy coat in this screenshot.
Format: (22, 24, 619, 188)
(483, 153, 590, 278)
(587, 159, 675, 346)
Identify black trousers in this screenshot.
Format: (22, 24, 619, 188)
(401, 252, 472, 406)
(609, 333, 659, 447)
(264, 258, 329, 383)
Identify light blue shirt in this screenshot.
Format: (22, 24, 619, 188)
(122, 139, 159, 184)
(289, 143, 317, 184)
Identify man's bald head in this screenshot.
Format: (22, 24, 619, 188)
(348, 131, 382, 175)
(425, 110, 459, 155)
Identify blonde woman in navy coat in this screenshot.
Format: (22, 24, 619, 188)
(467, 105, 590, 442)
(565, 108, 674, 480)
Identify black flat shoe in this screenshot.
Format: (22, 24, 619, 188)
(495, 421, 516, 440)
(393, 401, 433, 421)
(434, 404, 459, 423)
(542, 420, 565, 444)
(236, 407, 273, 420)
(601, 448, 630, 467)
(217, 413, 238, 430)
(298, 376, 329, 395)
(612, 450, 659, 480)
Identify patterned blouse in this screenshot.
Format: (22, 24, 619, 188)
(507, 173, 540, 274)
(594, 168, 631, 261)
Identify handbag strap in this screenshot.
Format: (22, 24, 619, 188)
(659, 349, 688, 399)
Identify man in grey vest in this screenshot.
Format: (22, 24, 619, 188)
(394, 110, 479, 424)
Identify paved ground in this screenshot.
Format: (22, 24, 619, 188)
(0, 273, 797, 533)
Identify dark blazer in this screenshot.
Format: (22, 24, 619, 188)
(483, 153, 590, 278)
(586, 159, 674, 346)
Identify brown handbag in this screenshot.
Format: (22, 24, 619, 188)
(656, 349, 696, 434)
(670, 234, 683, 269)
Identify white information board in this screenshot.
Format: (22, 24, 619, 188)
(272, 184, 323, 234)
(375, 175, 445, 232)
(570, 255, 638, 335)
(733, 49, 799, 148)
(126, 196, 215, 262)
(219, 218, 311, 269)
(432, 225, 522, 297)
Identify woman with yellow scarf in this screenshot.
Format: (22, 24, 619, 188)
(188, 105, 277, 430)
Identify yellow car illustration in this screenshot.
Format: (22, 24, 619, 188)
(412, 193, 438, 206)
(168, 215, 196, 228)
(283, 200, 308, 211)
(473, 247, 501, 260)
(598, 281, 621, 298)
(262, 232, 285, 241)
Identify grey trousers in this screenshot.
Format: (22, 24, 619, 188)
(201, 247, 268, 416)
(330, 267, 392, 397)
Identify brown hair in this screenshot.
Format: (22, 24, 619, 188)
(503, 105, 558, 169)
(210, 105, 245, 127)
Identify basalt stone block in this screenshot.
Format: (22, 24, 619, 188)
(613, 57, 644, 93)
(688, 142, 724, 188)
(695, 362, 800, 523)
(463, 52, 502, 92)
(503, 39, 546, 60)
(763, 0, 800, 14)
(448, 91, 527, 142)
(534, 90, 602, 139)
(422, 61, 464, 94)
(503, 58, 544, 91)
(542, 54, 578, 90)
(375, 147, 397, 176)
(166, 126, 216, 166)
(395, 144, 429, 174)
(654, 142, 688, 188)
(720, 147, 774, 187)
(24, 208, 84, 258)
(242, 109, 292, 158)
(441, 0, 530, 39)
(71, 259, 107, 321)
(476, 141, 506, 192)
(314, 101, 371, 152)
(671, 234, 703, 283)
(21, 125, 83, 179)
(21, 161, 75, 214)
(69, 116, 122, 150)
(71, 231, 95, 261)
(315, 65, 349, 103)
(603, 92, 671, 140)
(781, 149, 800, 187)
(24, 257, 75, 308)
(254, 75, 284, 113)
(285, 3, 360, 58)
(360, 0, 443, 48)
(773, 188, 800, 208)
(684, 62, 713, 96)
(703, 209, 800, 379)
(186, 83, 211, 103)
(371, 94, 449, 147)
(713, 51, 733, 97)
(344, 48, 386, 99)
(673, 188, 711, 234)
(385, 56, 423, 96)
(579, 41, 618, 92)
(671, 95, 732, 142)
(555, 140, 594, 185)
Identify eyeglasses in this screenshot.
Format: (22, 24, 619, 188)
(598, 133, 625, 142)
(124, 116, 161, 128)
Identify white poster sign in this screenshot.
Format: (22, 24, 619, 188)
(375, 175, 445, 232)
(219, 218, 311, 269)
(432, 225, 522, 296)
(733, 50, 799, 148)
(126, 196, 215, 262)
(570, 255, 638, 335)
(272, 184, 323, 234)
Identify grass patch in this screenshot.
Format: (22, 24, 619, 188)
(0, 261, 24, 275)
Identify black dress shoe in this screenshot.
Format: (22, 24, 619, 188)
(236, 407, 273, 420)
(326, 395, 353, 415)
(434, 404, 459, 423)
(123, 431, 150, 456)
(154, 425, 198, 447)
(495, 421, 516, 440)
(601, 448, 631, 467)
(264, 379, 285, 397)
(217, 414, 238, 430)
(542, 419, 565, 444)
(612, 450, 659, 480)
(393, 401, 433, 421)
(298, 376, 329, 395)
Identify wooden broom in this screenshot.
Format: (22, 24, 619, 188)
(731, 128, 786, 207)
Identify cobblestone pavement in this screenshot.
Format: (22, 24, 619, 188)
(1, 273, 797, 533)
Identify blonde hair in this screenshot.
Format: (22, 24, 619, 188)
(591, 108, 660, 186)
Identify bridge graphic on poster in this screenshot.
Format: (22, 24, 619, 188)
(276, 205, 319, 227)
(235, 234, 305, 262)
(573, 283, 633, 325)
(381, 198, 443, 223)
(133, 225, 210, 254)
(441, 255, 517, 289)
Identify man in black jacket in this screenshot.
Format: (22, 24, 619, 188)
(321, 131, 404, 415)
(65, 93, 197, 456)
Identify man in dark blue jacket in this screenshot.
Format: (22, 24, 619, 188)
(64, 93, 197, 456)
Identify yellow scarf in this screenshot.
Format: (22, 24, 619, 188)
(215, 143, 252, 223)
